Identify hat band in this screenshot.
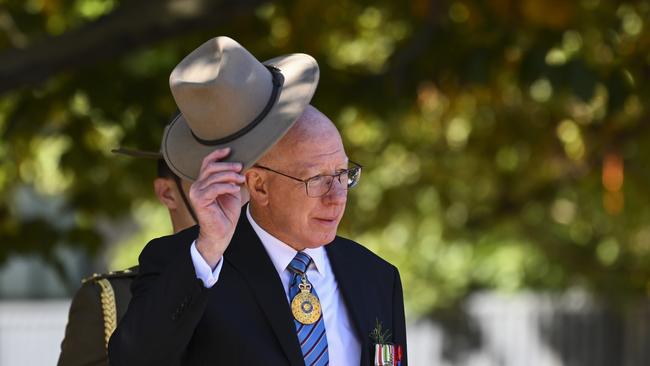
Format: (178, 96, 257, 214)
(190, 66, 285, 146)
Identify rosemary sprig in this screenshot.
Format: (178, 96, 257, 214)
(369, 318, 392, 344)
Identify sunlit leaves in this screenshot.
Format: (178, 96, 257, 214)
(2, 0, 650, 312)
(324, 6, 411, 73)
(74, 0, 115, 20)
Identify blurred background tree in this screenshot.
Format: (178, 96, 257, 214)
(1, 0, 649, 317)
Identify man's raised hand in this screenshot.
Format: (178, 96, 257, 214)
(191, 147, 245, 268)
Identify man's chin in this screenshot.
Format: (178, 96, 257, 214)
(304, 230, 338, 248)
(318, 231, 336, 247)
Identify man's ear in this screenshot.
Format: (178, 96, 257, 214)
(245, 169, 268, 206)
(154, 177, 179, 210)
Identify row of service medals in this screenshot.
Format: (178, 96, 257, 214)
(374, 344, 403, 366)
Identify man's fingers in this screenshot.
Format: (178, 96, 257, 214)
(198, 160, 243, 182)
(191, 182, 240, 205)
(195, 171, 245, 191)
(199, 147, 235, 175)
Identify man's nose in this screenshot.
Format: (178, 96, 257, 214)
(324, 177, 347, 203)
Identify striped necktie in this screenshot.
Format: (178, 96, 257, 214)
(288, 252, 329, 366)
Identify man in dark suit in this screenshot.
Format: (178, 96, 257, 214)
(109, 36, 406, 366)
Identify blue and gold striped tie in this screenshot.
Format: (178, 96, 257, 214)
(288, 252, 329, 366)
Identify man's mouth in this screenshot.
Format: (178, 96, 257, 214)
(313, 217, 338, 225)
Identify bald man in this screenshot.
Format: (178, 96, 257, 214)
(109, 106, 407, 366)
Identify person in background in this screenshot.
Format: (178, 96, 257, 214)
(57, 156, 197, 366)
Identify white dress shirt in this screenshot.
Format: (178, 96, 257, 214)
(189, 207, 361, 366)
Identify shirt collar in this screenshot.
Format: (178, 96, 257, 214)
(246, 206, 326, 278)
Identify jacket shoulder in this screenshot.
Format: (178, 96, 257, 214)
(138, 225, 200, 266)
(333, 236, 398, 274)
(59, 280, 108, 366)
(82, 266, 139, 284)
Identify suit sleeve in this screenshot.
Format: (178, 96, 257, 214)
(392, 267, 408, 365)
(58, 281, 108, 366)
(108, 231, 211, 366)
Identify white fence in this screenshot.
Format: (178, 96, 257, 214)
(1, 292, 648, 365)
(0, 301, 69, 366)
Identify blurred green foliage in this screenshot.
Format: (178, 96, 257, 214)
(1, 0, 650, 315)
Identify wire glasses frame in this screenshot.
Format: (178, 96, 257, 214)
(253, 161, 362, 197)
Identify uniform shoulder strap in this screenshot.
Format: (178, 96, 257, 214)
(94, 278, 117, 351)
(81, 266, 138, 283)
(80, 266, 138, 350)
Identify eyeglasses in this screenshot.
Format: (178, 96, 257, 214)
(254, 161, 362, 198)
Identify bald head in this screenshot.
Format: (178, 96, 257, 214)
(246, 104, 349, 250)
(257, 105, 342, 167)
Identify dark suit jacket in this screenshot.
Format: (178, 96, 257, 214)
(108, 212, 407, 365)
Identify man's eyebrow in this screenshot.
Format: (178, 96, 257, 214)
(298, 159, 350, 175)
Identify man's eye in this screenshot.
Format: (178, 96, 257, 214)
(310, 176, 325, 184)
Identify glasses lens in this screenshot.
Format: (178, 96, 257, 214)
(307, 175, 334, 197)
(347, 166, 361, 188)
(305, 164, 362, 197)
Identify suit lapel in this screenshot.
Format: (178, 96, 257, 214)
(326, 239, 374, 366)
(224, 213, 305, 366)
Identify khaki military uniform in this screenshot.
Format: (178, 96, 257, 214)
(58, 266, 138, 366)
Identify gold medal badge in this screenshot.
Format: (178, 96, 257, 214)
(291, 276, 321, 324)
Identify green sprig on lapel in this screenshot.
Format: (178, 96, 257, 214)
(369, 318, 392, 344)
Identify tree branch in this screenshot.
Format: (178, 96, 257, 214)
(0, 0, 265, 94)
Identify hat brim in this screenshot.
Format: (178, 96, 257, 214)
(161, 53, 319, 181)
(111, 147, 162, 159)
